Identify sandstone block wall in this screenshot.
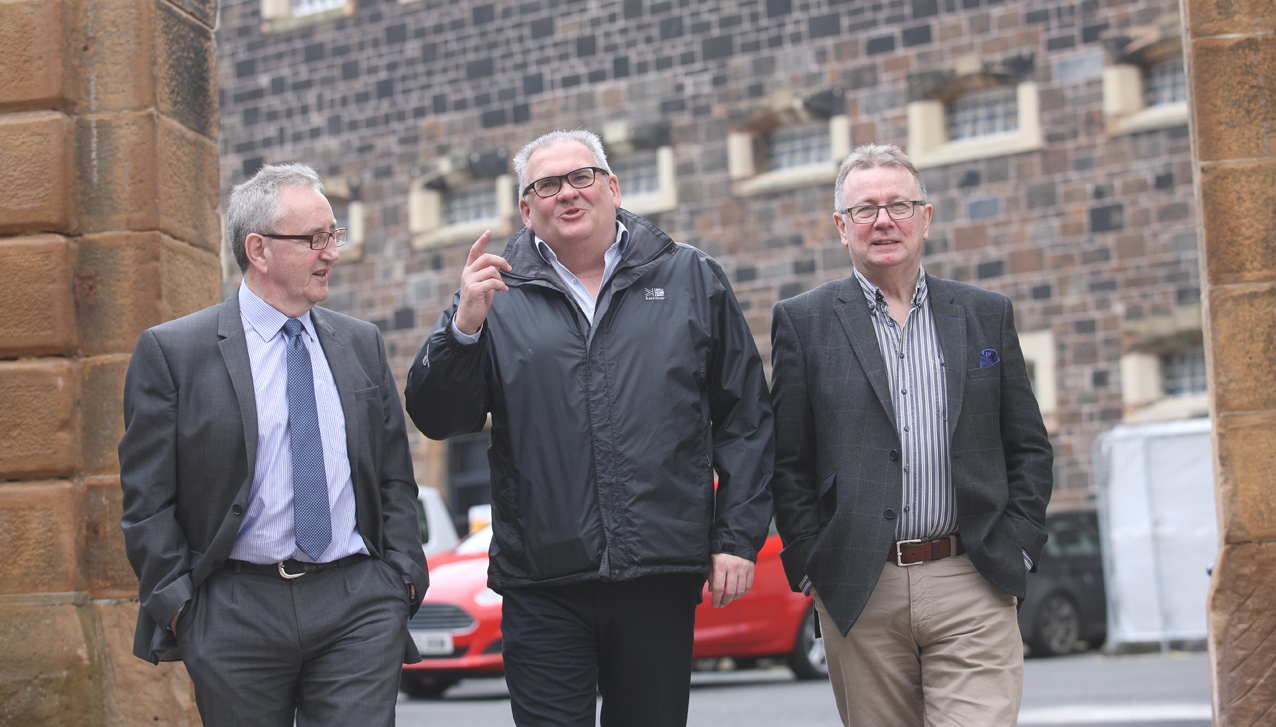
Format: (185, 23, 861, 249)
(0, 0, 219, 723)
(1185, 0, 1276, 722)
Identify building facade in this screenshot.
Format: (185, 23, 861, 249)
(214, 0, 1200, 523)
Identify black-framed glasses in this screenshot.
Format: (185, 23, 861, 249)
(839, 201, 924, 224)
(261, 228, 348, 250)
(523, 167, 609, 198)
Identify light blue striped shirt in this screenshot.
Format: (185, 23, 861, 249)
(852, 267, 957, 542)
(230, 283, 367, 564)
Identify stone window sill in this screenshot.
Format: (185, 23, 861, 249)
(412, 217, 513, 251)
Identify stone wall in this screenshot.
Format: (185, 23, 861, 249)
(213, 0, 1198, 505)
(1184, 0, 1276, 723)
(0, 0, 220, 723)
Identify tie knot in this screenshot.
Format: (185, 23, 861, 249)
(283, 318, 304, 342)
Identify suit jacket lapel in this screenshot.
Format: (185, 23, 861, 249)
(833, 277, 897, 431)
(927, 275, 967, 440)
(310, 308, 362, 485)
(217, 296, 259, 478)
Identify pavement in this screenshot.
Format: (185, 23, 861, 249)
(396, 648, 1212, 726)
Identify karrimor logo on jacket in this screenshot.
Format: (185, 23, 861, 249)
(644, 287, 666, 300)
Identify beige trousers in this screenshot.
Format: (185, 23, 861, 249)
(816, 553, 1023, 727)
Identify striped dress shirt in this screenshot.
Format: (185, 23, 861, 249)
(852, 267, 957, 542)
(229, 283, 368, 564)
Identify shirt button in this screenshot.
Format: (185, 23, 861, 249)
(890, 449, 899, 461)
(904, 506, 910, 513)
(884, 508, 896, 520)
(904, 426, 910, 432)
(904, 465, 910, 473)
(898, 352, 905, 359)
(901, 389, 907, 395)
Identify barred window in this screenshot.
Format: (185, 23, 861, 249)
(1161, 347, 1207, 397)
(947, 86, 1019, 141)
(612, 153, 660, 197)
(292, 0, 345, 16)
(767, 123, 831, 171)
(445, 182, 497, 226)
(1144, 55, 1187, 108)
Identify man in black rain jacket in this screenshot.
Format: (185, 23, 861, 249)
(404, 129, 773, 727)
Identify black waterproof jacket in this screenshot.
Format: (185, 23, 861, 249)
(405, 210, 774, 591)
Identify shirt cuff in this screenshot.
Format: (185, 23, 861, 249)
(1023, 550, 1033, 570)
(799, 575, 813, 596)
(450, 320, 482, 345)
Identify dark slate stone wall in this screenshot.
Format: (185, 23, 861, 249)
(216, 0, 1198, 502)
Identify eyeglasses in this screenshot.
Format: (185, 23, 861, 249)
(523, 167, 609, 198)
(839, 201, 924, 224)
(261, 228, 348, 250)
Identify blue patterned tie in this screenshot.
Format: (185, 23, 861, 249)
(283, 319, 331, 560)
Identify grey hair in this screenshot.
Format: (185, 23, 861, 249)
(833, 143, 928, 212)
(225, 162, 325, 272)
(512, 129, 612, 196)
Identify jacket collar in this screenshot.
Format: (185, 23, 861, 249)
(500, 208, 676, 288)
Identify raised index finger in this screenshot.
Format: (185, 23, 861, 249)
(465, 230, 494, 267)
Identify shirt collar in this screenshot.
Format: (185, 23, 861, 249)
(238, 281, 316, 342)
(852, 267, 928, 315)
(534, 220, 630, 266)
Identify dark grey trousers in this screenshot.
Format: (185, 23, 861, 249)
(176, 556, 410, 727)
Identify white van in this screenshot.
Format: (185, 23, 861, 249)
(416, 486, 460, 558)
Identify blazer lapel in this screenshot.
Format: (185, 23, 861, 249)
(217, 296, 259, 478)
(310, 309, 363, 481)
(833, 277, 897, 430)
(927, 275, 967, 440)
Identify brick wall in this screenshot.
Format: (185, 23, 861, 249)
(215, 0, 1198, 505)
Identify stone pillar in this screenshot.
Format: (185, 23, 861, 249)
(0, 0, 220, 724)
(1183, 1, 1276, 725)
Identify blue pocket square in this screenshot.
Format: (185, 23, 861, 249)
(979, 349, 1000, 367)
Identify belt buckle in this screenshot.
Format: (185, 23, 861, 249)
(895, 538, 924, 567)
(277, 561, 306, 580)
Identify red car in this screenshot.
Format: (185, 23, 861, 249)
(400, 524, 825, 698)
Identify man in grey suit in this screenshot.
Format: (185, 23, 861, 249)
(770, 144, 1053, 727)
(118, 163, 428, 727)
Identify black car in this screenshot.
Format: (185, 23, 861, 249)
(1019, 511, 1107, 657)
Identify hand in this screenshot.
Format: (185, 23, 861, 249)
(454, 231, 511, 336)
(169, 610, 180, 636)
(708, 553, 755, 608)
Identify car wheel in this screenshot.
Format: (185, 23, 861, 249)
(400, 673, 459, 699)
(787, 605, 828, 680)
(1032, 593, 1081, 657)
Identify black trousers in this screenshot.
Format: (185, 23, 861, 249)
(501, 573, 704, 727)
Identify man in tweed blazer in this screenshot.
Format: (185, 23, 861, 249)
(770, 144, 1053, 727)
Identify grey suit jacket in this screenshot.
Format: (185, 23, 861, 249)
(118, 294, 428, 663)
(770, 273, 1053, 637)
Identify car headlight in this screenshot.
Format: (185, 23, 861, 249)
(474, 588, 503, 607)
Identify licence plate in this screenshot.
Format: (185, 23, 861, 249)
(411, 631, 454, 656)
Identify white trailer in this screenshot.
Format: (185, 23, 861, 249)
(1092, 418, 1217, 652)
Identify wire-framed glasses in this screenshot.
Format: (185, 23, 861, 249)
(262, 228, 348, 250)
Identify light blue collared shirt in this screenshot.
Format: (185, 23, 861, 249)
(452, 222, 630, 343)
(231, 282, 367, 564)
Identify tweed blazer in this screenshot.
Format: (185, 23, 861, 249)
(770, 273, 1053, 637)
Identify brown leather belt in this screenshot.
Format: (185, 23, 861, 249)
(887, 534, 964, 566)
